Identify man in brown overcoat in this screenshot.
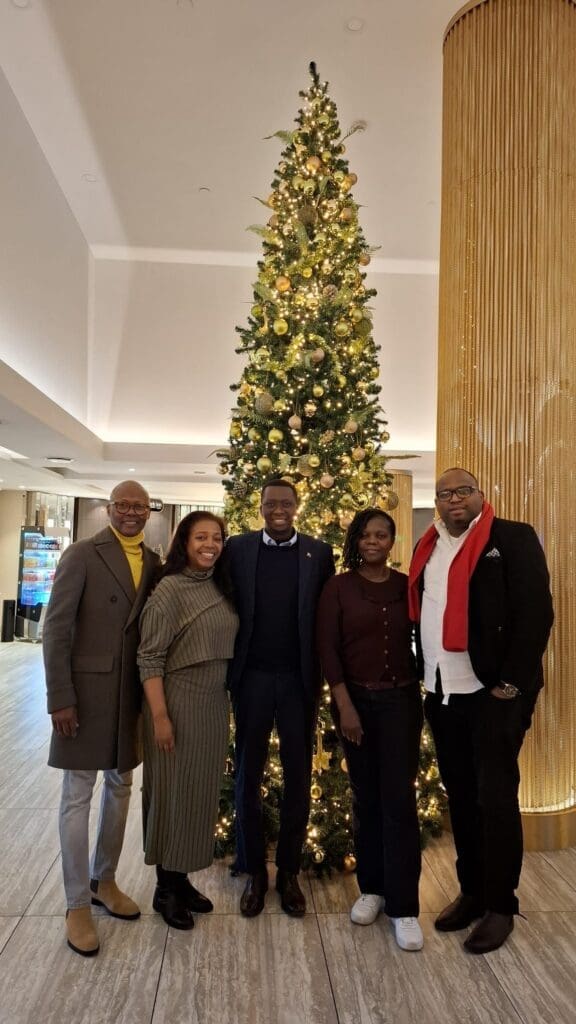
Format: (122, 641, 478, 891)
(43, 480, 161, 957)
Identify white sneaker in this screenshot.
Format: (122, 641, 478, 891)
(392, 916, 424, 951)
(350, 894, 383, 925)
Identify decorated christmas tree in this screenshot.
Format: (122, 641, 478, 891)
(215, 63, 445, 872)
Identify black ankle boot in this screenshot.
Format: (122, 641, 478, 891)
(153, 866, 194, 930)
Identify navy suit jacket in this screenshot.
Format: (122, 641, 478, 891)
(415, 518, 554, 694)
(224, 530, 335, 700)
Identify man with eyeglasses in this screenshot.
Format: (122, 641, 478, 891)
(408, 467, 553, 954)
(224, 478, 334, 918)
(43, 480, 161, 957)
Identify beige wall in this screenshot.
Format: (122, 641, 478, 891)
(0, 491, 26, 605)
(0, 69, 89, 423)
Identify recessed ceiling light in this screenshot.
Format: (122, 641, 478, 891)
(346, 17, 364, 32)
(128, 467, 135, 472)
(82, 173, 98, 183)
(18, 485, 26, 490)
(198, 186, 211, 193)
(46, 456, 74, 464)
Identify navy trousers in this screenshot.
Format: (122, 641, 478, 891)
(233, 669, 314, 874)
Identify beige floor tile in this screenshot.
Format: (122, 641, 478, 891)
(189, 858, 313, 916)
(152, 912, 337, 1024)
(318, 912, 524, 1024)
(0, 915, 19, 952)
(540, 847, 576, 894)
(0, 915, 166, 1024)
(0, 759, 63, 810)
(486, 912, 576, 1023)
(518, 851, 576, 910)
(0, 809, 60, 915)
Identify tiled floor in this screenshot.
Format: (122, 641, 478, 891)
(0, 642, 575, 1024)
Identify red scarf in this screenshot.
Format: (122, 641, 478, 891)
(408, 501, 495, 651)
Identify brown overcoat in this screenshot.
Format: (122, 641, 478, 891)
(43, 526, 161, 773)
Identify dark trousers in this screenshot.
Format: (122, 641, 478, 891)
(233, 669, 314, 874)
(424, 686, 539, 915)
(338, 682, 423, 917)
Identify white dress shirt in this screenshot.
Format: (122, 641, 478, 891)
(421, 514, 484, 702)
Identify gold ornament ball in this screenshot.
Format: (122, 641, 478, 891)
(339, 514, 353, 530)
(343, 854, 357, 872)
(288, 414, 302, 431)
(292, 175, 304, 189)
(249, 491, 261, 505)
(312, 384, 324, 398)
(268, 214, 279, 228)
(244, 463, 256, 476)
(304, 401, 317, 416)
(313, 849, 325, 864)
(334, 170, 345, 184)
(247, 428, 261, 442)
(273, 400, 285, 412)
(370, 366, 380, 379)
(310, 783, 323, 801)
(267, 192, 277, 208)
(343, 419, 358, 433)
(268, 428, 284, 444)
(254, 392, 274, 415)
(305, 155, 322, 173)
(306, 295, 319, 311)
(311, 347, 325, 364)
(321, 149, 332, 163)
(340, 757, 349, 773)
(359, 253, 371, 266)
(350, 307, 363, 323)
(256, 456, 273, 474)
(348, 172, 358, 185)
(273, 318, 289, 336)
(334, 320, 350, 337)
(301, 266, 313, 279)
(352, 446, 366, 462)
(251, 304, 264, 318)
(275, 276, 291, 293)
(297, 456, 313, 477)
(252, 346, 270, 366)
(229, 421, 242, 439)
(340, 207, 354, 223)
(380, 430, 391, 443)
(386, 490, 399, 511)
(308, 454, 321, 468)
(320, 474, 335, 489)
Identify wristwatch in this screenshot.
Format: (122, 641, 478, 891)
(497, 682, 520, 698)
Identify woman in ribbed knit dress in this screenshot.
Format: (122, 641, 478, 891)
(137, 512, 238, 930)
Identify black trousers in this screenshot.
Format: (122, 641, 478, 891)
(424, 686, 539, 915)
(233, 669, 314, 874)
(338, 682, 423, 917)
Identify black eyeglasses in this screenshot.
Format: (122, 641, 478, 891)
(436, 486, 479, 501)
(110, 501, 150, 515)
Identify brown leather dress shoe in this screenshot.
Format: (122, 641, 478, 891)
(435, 893, 485, 932)
(463, 911, 514, 954)
(276, 870, 306, 917)
(240, 870, 268, 917)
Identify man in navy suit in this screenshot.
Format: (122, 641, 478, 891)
(226, 479, 335, 917)
(409, 467, 553, 954)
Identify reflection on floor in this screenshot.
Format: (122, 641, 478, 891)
(1, 643, 575, 1024)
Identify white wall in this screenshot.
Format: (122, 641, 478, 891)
(0, 69, 89, 423)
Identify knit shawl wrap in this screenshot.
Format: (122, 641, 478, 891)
(408, 501, 495, 651)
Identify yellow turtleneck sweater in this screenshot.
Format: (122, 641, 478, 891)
(110, 526, 145, 589)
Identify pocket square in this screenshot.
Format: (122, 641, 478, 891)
(485, 547, 501, 559)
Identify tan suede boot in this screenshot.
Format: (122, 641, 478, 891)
(90, 879, 141, 920)
(66, 907, 99, 957)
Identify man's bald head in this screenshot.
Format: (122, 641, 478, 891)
(107, 480, 151, 537)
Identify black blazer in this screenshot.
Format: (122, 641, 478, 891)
(415, 518, 554, 694)
(224, 530, 335, 699)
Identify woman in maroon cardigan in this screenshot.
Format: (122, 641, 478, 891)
(317, 509, 423, 951)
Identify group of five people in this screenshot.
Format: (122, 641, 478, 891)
(43, 467, 553, 959)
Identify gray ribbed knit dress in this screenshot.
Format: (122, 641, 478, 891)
(137, 568, 238, 872)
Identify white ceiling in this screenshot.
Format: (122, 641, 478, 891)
(0, 0, 460, 507)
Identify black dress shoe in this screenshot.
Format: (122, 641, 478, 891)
(435, 893, 485, 932)
(152, 887, 194, 930)
(240, 870, 268, 917)
(276, 870, 306, 917)
(463, 911, 514, 954)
